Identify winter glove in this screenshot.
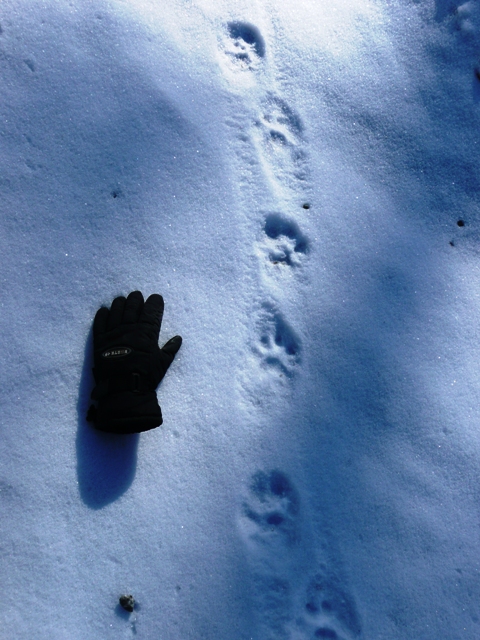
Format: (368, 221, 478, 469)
(86, 291, 182, 434)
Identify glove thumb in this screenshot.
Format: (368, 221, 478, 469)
(161, 335, 183, 358)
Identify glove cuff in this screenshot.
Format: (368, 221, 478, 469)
(87, 390, 163, 434)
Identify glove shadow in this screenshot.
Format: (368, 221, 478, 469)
(76, 327, 139, 509)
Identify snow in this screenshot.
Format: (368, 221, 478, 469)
(1, 0, 480, 637)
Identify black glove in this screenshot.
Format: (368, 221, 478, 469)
(86, 291, 182, 434)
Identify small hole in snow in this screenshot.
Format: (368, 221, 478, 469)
(457, 219, 465, 227)
(302, 203, 310, 209)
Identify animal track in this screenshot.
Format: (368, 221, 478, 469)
(254, 95, 308, 186)
(242, 470, 300, 547)
(239, 470, 301, 638)
(260, 95, 303, 142)
(255, 306, 301, 376)
(263, 213, 309, 266)
(220, 21, 265, 72)
(238, 303, 301, 404)
(240, 475, 361, 640)
(302, 570, 362, 640)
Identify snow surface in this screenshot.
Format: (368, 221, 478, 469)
(1, 0, 480, 637)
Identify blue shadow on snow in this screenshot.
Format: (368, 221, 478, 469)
(76, 327, 139, 509)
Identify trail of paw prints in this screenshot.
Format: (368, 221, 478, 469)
(254, 303, 301, 378)
(218, 21, 266, 80)
(239, 472, 362, 640)
(239, 471, 301, 639)
(253, 94, 309, 191)
(217, 22, 310, 403)
(257, 212, 310, 270)
(298, 569, 362, 640)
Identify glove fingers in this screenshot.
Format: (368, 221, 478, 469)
(161, 335, 182, 357)
(93, 306, 109, 337)
(140, 294, 164, 333)
(123, 291, 144, 324)
(107, 296, 126, 331)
